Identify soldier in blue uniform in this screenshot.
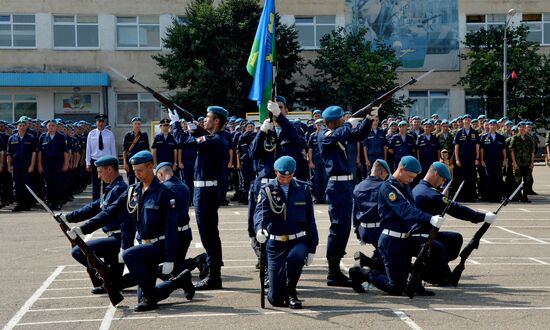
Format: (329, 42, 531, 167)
(170, 106, 229, 290)
(307, 118, 328, 204)
(416, 120, 441, 178)
(152, 119, 178, 169)
(122, 117, 150, 185)
(411, 162, 497, 285)
(100, 151, 195, 312)
(175, 120, 197, 205)
(319, 105, 374, 287)
(453, 114, 480, 202)
(479, 119, 507, 202)
(387, 121, 416, 171)
(237, 121, 257, 204)
(37, 120, 69, 210)
(362, 116, 386, 171)
(6, 118, 37, 212)
(349, 156, 445, 296)
(350, 159, 391, 282)
(254, 156, 319, 309)
(64, 156, 135, 294)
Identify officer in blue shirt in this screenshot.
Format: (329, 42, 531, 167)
(416, 120, 441, 178)
(170, 106, 229, 290)
(351, 159, 391, 281)
(173, 120, 197, 205)
(65, 156, 135, 294)
(319, 105, 374, 287)
(412, 162, 497, 284)
(480, 120, 507, 202)
(37, 120, 69, 210)
(254, 156, 319, 309)
(307, 118, 328, 204)
(122, 117, 150, 185)
(387, 121, 416, 171)
(349, 156, 444, 296)
(100, 151, 194, 312)
(362, 116, 386, 170)
(453, 114, 480, 202)
(152, 119, 178, 168)
(6, 118, 37, 212)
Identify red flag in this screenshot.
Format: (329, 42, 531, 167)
(510, 70, 518, 79)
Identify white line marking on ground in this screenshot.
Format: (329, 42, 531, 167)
(519, 208, 531, 213)
(529, 258, 549, 265)
(99, 304, 117, 330)
(2, 266, 65, 330)
(60, 270, 87, 274)
(28, 306, 108, 312)
(496, 226, 550, 244)
(478, 208, 488, 212)
(37, 295, 104, 300)
(45, 287, 90, 291)
(393, 310, 423, 330)
(53, 278, 89, 282)
(467, 259, 480, 265)
(480, 238, 493, 244)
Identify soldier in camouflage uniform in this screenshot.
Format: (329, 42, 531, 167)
(437, 120, 454, 162)
(504, 126, 517, 196)
(510, 122, 535, 203)
(545, 130, 550, 167)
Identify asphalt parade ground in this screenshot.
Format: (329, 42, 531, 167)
(1, 166, 550, 329)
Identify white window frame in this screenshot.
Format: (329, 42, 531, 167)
(522, 13, 550, 46)
(465, 14, 506, 35)
(294, 15, 336, 50)
(116, 15, 161, 50)
(0, 14, 36, 49)
(116, 93, 161, 126)
(53, 15, 99, 50)
(408, 90, 450, 119)
(0, 94, 38, 122)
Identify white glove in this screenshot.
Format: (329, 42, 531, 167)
(484, 212, 497, 224)
(430, 215, 445, 228)
(256, 229, 269, 244)
(347, 118, 361, 129)
(260, 119, 273, 133)
(118, 249, 125, 263)
(367, 106, 381, 120)
(305, 253, 315, 266)
(162, 262, 174, 275)
(267, 100, 281, 117)
(168, 109, 179, 124)
(66, 226, 83, 239)
(357, 239, 366, 246)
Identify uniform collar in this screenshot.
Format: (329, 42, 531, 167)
(106, 175, 124, 191)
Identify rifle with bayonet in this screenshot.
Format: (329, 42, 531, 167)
(447, 180, 524, 287)
(351, 69, 435, 118)
(404, 180, 462, 298)
(108, 66, 194, 122)
(26, 185, 124, 306)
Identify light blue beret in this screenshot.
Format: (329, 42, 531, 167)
(432, 161, 451, 180)
(374, 159, 391, 175)
(94, 155, 119, 167)
(505, 120, 513, 126)
(155, 162, 173, 174)
(424, 119, 434, 126)
(322, 106, 344, 122)
(274, 156, 296, 175)
(129, 150, 153, 165)
(488, 119, 498, 125)
(276, 95, 287, 105)
(399, 155, 422, 174)
(313, 109, 321, 115)
(398, 120, 408, 127)
(207, 106, 229, 119)
(462, 114, 471, 119)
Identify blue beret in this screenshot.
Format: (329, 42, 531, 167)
(131, 117, 142, 123)
(207, 106, 229, 119)
(518, 121, 526, 126)
(313, 109, 321, 115)
(389, 121, 397, 127)
(432, 161, 451, 180)
(505, 120, 513, 126)
(511, 125, 518, 131)
(435, 119, 442, 124)
(488, 119, 498, 124)
(477, 114, 487, 119)
(94, 155, 118, 167)
(274, 156, 296, 175)
(374, 159, 391, 175)
(155, 162, 173, 174)
(322, 106, 344, 122)
(462, 114, 471, 119)
(431, 113, 439, 118)
(441, 120, 449, 125)
(129, 150, 153, 165)
(314, 118, 324, 125)
(275, 95, 287, 105)
(344, 111, 352, 115)
(398, 120, 408, 127)
(525, 120, 533, 125)
(399, 156, 422, 174)
(411, 116, 420, 120)
(471, 119, 479, 123)
(424, 119, 434, 125)
(198, 116, 205, 121)
(228, 118, 235, 123)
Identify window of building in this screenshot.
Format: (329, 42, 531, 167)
(53, 15, 99, 48)
(522, 13, 550, 45)
(116, 93, 161, 125)
(294, 15, 336, 49)
(0, 95, 37, 121)
(408, 91, 449, 119)
(0, 14, 36, 48)
(466, 14, 506, 34)
(465, 93, 483, 119)
(116, 16, 160, 49)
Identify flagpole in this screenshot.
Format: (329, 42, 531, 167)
(503, 8, 515, 118)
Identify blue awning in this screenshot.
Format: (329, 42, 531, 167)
(0, 72, 110, 87)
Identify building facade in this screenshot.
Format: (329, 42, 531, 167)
(1, 0, 549, 153)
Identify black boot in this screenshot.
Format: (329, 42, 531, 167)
(134, 294, 157, 312)
(118, 273, 136, 291)
(288, 288, 302, 309)
(353, 251, 384, 271)
(193, 253, 209, 280)
(348, 266, 367, 293)
(194, 266, 222, 290)
(172, 269, 195, 300)
(327, 258, 352, 287)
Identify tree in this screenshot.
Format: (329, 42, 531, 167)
(458, 25, 549, 122)
(154, 0, 304, 118)
(304, 27, 411, 118)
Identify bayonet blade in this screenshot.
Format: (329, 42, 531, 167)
(508, 180, 524, 201)
(26, 184, 55, 217)
(413, 68, 435, 83)
(107, 65, 129, 80)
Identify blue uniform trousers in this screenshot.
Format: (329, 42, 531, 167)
(194, 186, 223, 269)
(325, 180, 353, 260)
(43, 161, 63, 205)
(12, 165, 31, 206)
(455, 161, 477, 201)
(266, 239, 308, 304)
(90, 160, 105, 201)
(71, 234, 124, 285)
(312, 157, 328, 202)
(484, 163, 503, 201)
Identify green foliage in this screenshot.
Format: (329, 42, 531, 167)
(459, 24, 549, 125)
(304, 27, 411, 118)
(154, 0, 304, 118)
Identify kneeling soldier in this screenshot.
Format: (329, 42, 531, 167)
(254, 156, 319, 309)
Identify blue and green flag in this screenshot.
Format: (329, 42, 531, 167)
(247, 0, 276, 122)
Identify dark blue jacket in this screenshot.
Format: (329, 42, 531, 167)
(363, 128, 386, 157)
(352, 176, 384, 227)
(416, 133, 441, 168)
(152, 132, 177, 164)
(179, 130, 228, 182)
(123, 130, 150, 158)
(7, 132, 36, 166)
(38, 132, 68, 162)
(387, 133, 416, 164)
(453, 128, 479, 162)
(480, 132, 506, 164)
